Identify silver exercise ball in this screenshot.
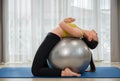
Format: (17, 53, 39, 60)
(48, 38, 91, 73)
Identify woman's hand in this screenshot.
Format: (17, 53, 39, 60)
(90, 29, 98, 41)
(64, 17, 75, 23)
(61, 68, 81, 77)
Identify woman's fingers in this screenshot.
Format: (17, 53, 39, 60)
(85, 31, 93, 41)
(91, 30, 98, 41)
(64, 17, 75, 23)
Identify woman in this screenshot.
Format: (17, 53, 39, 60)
(31, 17, 98, 77)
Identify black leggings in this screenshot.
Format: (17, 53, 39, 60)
(32, 32, 61, 76)
(31, 32, 98, 76)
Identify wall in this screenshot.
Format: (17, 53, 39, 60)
(117, 0, 120, 61)
(111, 0, 120, 62)
(0, 0, 3, 63)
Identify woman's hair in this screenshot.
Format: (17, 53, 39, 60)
(89, 54, 96, 72)
(85, 54, 96, 72)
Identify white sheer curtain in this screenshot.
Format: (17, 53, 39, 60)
(3, 0, 110, 63)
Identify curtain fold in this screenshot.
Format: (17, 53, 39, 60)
(2, 0, 111, 63)
(0, 0, 3, 63)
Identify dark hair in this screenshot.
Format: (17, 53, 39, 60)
(89, 54, 96, 72)
(85, 54, 96, 72)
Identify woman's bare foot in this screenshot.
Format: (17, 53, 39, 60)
(61, 68, 81, 77)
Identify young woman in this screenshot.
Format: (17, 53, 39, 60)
(31, 18, 98, 77)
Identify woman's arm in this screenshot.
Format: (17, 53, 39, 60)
(59, 21, 84, 38)
(59, 17, 98, 49)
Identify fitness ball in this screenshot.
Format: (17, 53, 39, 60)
(48, 38, 91, 73)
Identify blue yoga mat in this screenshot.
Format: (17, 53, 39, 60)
(0, 67, 120, 78)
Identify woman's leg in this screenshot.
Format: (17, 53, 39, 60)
(31, 32, 62, 76)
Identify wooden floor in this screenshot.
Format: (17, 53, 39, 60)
(0, 62, 120, 81)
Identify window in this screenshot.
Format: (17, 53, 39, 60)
(3, 0, 110, 63)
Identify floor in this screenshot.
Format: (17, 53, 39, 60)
(0, 62, 120, 81)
